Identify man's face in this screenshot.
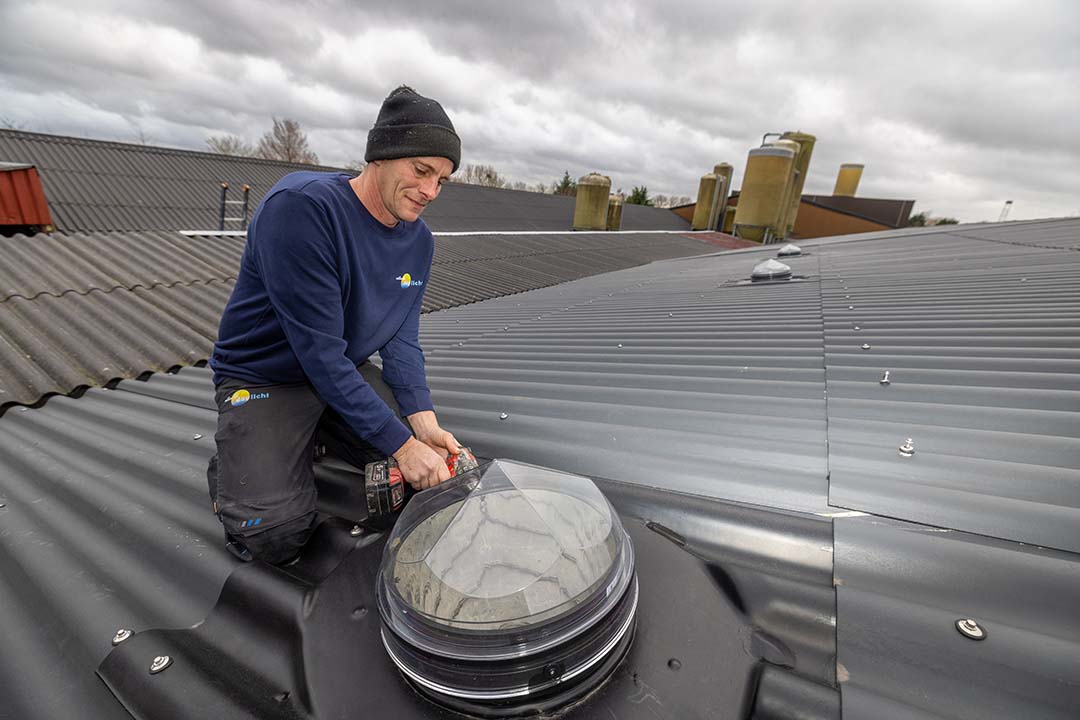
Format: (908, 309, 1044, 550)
(374, 156, 454, 223)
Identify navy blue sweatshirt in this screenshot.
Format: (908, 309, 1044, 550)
(210, 171, 434, 455)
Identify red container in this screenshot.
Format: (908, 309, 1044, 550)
(0, 163, 52, 227)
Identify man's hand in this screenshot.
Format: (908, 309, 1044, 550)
(405, 410, 461, 458)
(393, 437, 451, 490)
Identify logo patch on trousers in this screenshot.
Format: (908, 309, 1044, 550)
(229, 389, 270, 407)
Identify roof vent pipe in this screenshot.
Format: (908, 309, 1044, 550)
(777, 243, 802, 257)
(833, 163, 864, 197)
(751, 258, 792, 281)
(572, 173, 612, 231)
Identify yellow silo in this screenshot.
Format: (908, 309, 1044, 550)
(833, 163, 864, 197)
(573, 173, 612, 230)
(691, 173, 720, 230)
(722, 205, 736, 234)
(779, 131, 816, 236)
(764, 138, 801, 240)
(733, 146, 796, 243)
(606, 193, 623, 231)
(709, 163, 734, 229)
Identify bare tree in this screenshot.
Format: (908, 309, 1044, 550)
(256, 117, 320, 164)
(206, 134, 255, 156)
(454, 163, 507, 188)
(0, 116, 28, 130)
(345, 159, 367, 173)
(127, 118, 154, 146)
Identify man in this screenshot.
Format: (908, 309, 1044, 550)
(207, 85, 461, 565)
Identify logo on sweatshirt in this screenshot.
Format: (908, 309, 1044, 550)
(397, 272, 424, 289)
(229, 389, 270, 407)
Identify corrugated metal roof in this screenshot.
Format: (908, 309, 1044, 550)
(821, 227, 1080, 553)
(0, 130, 343, 233)
(0, 130, 689, 233)
(0, 367, 839, 720)
(0, 230, 717, 408)
(419, 253, 831, 513)
(835, 514, 1080, 719)
(0, 218, 1077, 718)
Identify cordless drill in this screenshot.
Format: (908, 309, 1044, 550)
(364, 447, 478, 520)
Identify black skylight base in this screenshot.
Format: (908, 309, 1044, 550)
(97, 476, 840, 720)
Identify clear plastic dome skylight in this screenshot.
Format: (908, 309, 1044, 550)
(376, 459, 638, 711)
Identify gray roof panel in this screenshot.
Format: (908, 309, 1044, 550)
(0, 129, 689, 233)
(0, 229, 717, 407)
(822, 227, 1080, 552)
(835, 514, 1080, 720)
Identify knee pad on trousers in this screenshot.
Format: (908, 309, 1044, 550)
(229, 512, 317, 566)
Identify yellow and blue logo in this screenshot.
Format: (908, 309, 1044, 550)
(229, 389, 270, 407)
(396, 272, 424, 289)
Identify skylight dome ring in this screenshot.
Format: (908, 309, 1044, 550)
(376, 460, 639, 711)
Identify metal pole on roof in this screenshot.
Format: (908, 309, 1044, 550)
(241, 185, 251, 230)
(218, 182, 229, 232)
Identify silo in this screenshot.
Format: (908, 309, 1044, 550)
(691, 173, 719, 230)
(779, 131, 816, 236)
(733, 146, 796, 243)
(722, 205, 736, 234)
(708, 163, 734, 230)
(833, 163, 864, 197)
(764, 138, 801, 240)
(572, 173, 611, 230)
(606, 194, 624, 231)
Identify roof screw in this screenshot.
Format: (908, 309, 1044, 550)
(149, 655, 172, 674)
(499, 412, 509, 420)
(0, 502, 6, 509)
(668, 313, 673, 317)
(880, 370, 891, 385)
(617, 343, 623, 348)
(349, 525, 363, 538)
(112, 629, 132, 645)
(956, 618, 987, 640)
(861, 344, 871, 350)
(853, 325, 861, 331)
(502, 326, 508, 331)
(898, 438, 915, 457)
(1020, 277, 1026, 282)
(845, 295, 850, 299)
(192, 433, 203, 440)
(848, 305, 855, 310)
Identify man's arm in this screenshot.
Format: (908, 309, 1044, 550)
(252, 191, 414, 456)
(379, 266, 461, 481)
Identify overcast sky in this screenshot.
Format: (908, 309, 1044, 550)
(1, 0, 1077, 222)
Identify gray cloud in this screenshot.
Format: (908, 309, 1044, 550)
(1, 0, 1077, 221)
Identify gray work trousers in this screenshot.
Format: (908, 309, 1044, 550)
(206, 362, 400, 564)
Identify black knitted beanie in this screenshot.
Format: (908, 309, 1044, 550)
(365, 85, 461, 172)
